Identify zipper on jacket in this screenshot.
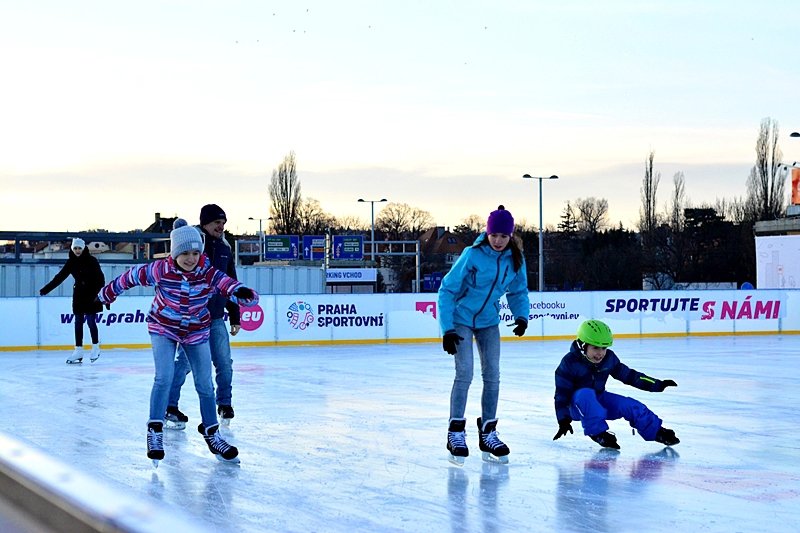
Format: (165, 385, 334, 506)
(472, 253, 502, 328)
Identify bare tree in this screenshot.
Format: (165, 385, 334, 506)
(745, 118, 785, 221)
(297, 198, 336, 235)
(268, 151, 302, 234)
(639, 150, 661, 233)
(333, 215, 368, 233)
(575, 197, 609, 233)
(667, 171, 687, 232)
(375, 202, 433, 240)
(460, 214, 485, 234)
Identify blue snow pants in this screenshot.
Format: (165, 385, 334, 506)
(569, 388, 662, 441)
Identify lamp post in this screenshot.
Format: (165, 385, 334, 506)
(248, 217, 268, 259)
(358, 198, 387, 261)
(522, 174, 559, 292)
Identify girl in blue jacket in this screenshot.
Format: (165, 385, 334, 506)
(552, 319, 680, 450)
(438, 205, 530, 465)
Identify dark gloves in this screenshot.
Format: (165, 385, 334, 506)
(233, 286, 254, 300)
(657, 379, 677, 392)
(553, 417, 574, 440)
(512, 318, 527, 337)
(94, 296, 110, 311)
(442, 331, 464, 355)
(39, 289, 45, 296)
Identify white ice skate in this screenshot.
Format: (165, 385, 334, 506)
(66, 347, 84, 364)
(90, 344, 101, 363)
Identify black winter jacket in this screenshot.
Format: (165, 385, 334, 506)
(553, 340, 667, 422)
(200, 227, 241, 325)
(40, 250, 105, 314)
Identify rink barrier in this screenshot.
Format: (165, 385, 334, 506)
(0, 433, 208, 532)
(1, 289, 799, 350)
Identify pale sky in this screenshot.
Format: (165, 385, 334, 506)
(2, 1, 799, 235)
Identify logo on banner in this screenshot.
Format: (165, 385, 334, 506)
(239, 304, 265, 331)
(287, 301, 315, 330)
(415, 301, 437, 319)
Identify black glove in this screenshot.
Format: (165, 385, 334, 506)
(105, 303, 111, 311)
(39, 289, 45, 296)
(553, 417, 574, 440)
(512, 318, 527, 337)
(233, 287, 254, 300)
(657, 379, 677, 392)
(442, 331, 464, 355)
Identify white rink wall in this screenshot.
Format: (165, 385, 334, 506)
(2, 289, 799, 350)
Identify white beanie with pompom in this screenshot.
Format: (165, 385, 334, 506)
(170, 218, 204, 259)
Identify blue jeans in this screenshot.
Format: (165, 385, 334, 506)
(569, 389, 662, 441)
(149, 334, 218, 428)
(449, 324, 501, 422)
(168, 319, 233, 408)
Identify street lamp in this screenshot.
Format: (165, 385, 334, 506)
(358, 198, 387, 261)
(522, 174, 559, 292)
(248, 217, 269, 259)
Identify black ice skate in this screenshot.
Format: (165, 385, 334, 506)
(447, 418, 469, 466)
(477, 418, 510, 464)
(590, 431, 620, 450)
(198, 423, 240, 463)
(147, 421, 165, 467)
(654, 426, 680, 446)
(165, 406, 188, 430)
(217, 404, 234, 426)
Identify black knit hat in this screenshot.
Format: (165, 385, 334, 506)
(199, 204, 227, 226)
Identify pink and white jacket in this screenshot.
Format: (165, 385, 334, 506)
(98, 255, 259, 345)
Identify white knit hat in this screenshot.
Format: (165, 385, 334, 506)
(170, 218, 204, 258)
(71, 237, 86, 249)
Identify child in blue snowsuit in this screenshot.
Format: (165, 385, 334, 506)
(552, 319, 680, 449)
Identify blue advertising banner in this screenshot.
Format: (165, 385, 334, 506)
(302, 235, 326, 260)
(332, 235, 363, 260)
(265, 235, 299, 260)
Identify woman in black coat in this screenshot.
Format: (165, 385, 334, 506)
(40, 238, 106, 364)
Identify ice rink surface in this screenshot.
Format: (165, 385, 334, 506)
(2, 335, 799, 533)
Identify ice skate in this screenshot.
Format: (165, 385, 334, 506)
(654, 426, 680, 446)
(198, 423, 240, 463)
(217, 405, 234, 427)
(147, 422, 165, 467)
(447, 418, 469, 466)
(90, 344, 101, 363)
(164, 406, 188, 430)
(590, 431, 620, 450)
(66, 347, 84, 364)
(477, 418, 510, 464)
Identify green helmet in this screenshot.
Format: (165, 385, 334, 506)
(576, 319, 613, 348)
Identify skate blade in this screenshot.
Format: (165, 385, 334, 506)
(90, 356, 100, 363)
(66, 359, 83, 364)
(215, 455, 241, 464)
(164, 420, 186, 430)
(220, 418, 231, 427)
(481, 452, 509, 464)
(151, 459, 160, 468)
(448, 454, 466, 466)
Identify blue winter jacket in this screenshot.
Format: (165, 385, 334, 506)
(553, 340, 667, 422)
(437, 233, 529, 334)
(200, 226, 241, 325)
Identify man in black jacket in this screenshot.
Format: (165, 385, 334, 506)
(165, 204, 243, 428)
